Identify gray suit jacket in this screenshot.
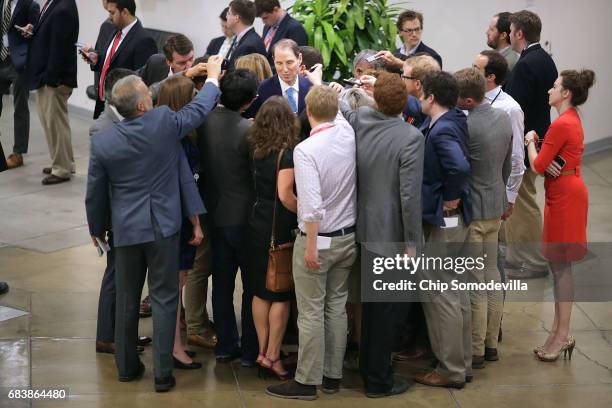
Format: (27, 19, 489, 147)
(86, 82, 219, 247)
(466, 103, 513, 220)
(501, 46, 519, 72)
(341, 104, 424, 254)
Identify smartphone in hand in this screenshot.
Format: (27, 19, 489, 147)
(554, 155, 566, 169)
(343, 78, 362, 86)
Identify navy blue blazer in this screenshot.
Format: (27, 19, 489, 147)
(262, 13, 307, 58)
(85, 82, 220, 247)
(504, 44, 557, 166)
(205, 35, 225, 56)
(243, 74, 311, 119)
(394, 41, 443, 69)
(227, 27, 267, 70)
(422, 108, 472, 227)
(26, 0, 79, 90)
(4, 0, 39, 72)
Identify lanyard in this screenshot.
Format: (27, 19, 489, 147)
(489, 88, 503, 106)
(309, 124, 335, 137)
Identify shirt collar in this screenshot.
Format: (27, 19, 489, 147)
(108, 104, 125, 121)
(271, 11, 287, 29)
(235, 26, 253, 43)
(400, 40, 421, 56)
(279, 76, 299, 93)
(429, 109, 447, 128)
(485, 85, 503, 102)
(120, 18, 138, 38)
(310, 121, 335, 136)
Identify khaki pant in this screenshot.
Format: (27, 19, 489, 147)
(293, 232, 357, 385)
(466, 219, 503, 356)
(184, 229, 213, 335)
(504, 169, 548, 270)
(36, 85, 74, 178)
(421, 217, 472, 383)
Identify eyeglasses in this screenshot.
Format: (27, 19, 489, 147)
(401, 75, 416, 80)
(400, 27, 422, 34)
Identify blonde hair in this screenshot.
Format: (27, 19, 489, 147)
(305, 85, 339, 122)
(404, 55, 440, 81)
(235, 53, 273, 81)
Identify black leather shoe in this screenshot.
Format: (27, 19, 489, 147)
(485, 347, 498, 361)
(366, 376, 410, 398)
(137, 336, 152, 346)
(266, 380, 317, 400)
(321, 376, 340, 394)
(41, 174, 70, 185)
(216, 349, 241, 363)
(173, 357, 202, 369)
(154, 375, 176, 392)
(0, 282, 8, 295)
(472, 355, 485, 369)
(118, 361, 145, 382)
(466, 375, 473, 383)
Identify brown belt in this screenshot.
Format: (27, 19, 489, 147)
(443, 208, 461, 217)
(560, 169, 576, 176)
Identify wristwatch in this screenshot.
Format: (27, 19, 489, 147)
(524, 138, 535, 147)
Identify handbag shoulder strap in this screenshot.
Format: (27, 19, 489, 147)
(270, 148, 285, 248)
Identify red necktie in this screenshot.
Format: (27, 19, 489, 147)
(98, 31, 122, 101)
(264, 26, 278, 51)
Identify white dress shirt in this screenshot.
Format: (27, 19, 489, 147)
(294, 115, 357, 233)
(218, 35, 235, 58)
(399, 41, 421, 57)
(484, 86, 525, 203)
(102, 18, 139, 65)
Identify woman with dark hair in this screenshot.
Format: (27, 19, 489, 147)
(245, 96, 300, 380)
(524, 69, 595, 362)
(156, 75, 203, 370)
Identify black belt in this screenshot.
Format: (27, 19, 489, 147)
(299, 226, 355, 237)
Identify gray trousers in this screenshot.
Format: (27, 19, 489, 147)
(0, 59, 30, 154)
(114, 227, 179, 379)
(421, 216, 472, 383)
(293, 232, 357, 385)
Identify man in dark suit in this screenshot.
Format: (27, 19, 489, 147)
(84, 0, 157, 119)
(138, 34, 195, 86)
(243, 39, 311, 119)
(225, 0, 266, 70)
(199, 69, 259, 364)
(205, 7, 234, 57)
(86, 56, 223, 392)
(394, 10, 442, 68)
(503, 10, 557, 280)
(255, 0, 307, 62)
(414, 71, 473, 389)
(0, 0, 39, 169)
(25, 0, 78, 185)
(339, 73, 424, 398)
(90, 0, 114, 118)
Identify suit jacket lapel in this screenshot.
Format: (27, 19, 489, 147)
(35, 0, 59, 33)
(10, 0, 25, 26)
(109, 21, 141, 65)
(238, 27, 254, 46)
(298, 76, 309, 112)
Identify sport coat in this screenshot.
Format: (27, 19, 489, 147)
(466, 104, 513, 220)
(205, 35, 225, 56)
(26, 0, 79, 90)
(422, 108, 472, 227)
(3, 0, 40, 72)
(243, 74, 311, 119)
(227, 27, 266, 70)
(504, 43, 557, 166)
(340, 104, 424, 250)
(138, 53, 171, 86)
(262, 13, 307, 58)
(394, 41, 443, 68)
(198, 106, 254, 227)
(85, 82, 220, 247)
(91, 20, 115, 98)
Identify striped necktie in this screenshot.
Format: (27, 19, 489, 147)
(0, 0, 12, 61)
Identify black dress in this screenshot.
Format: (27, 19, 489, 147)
(244, 149, 297, 302)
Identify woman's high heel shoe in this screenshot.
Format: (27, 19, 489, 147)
(536, 338, 576, 362)
(258, 356, 292, 381)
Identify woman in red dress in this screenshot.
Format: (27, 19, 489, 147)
(524, 69, 595, 362)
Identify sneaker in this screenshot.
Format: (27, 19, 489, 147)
(321, 376, 340, 394)
(266, 380, 317, 400)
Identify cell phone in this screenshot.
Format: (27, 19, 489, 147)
(554, 155, 566, 168)
(343, 78, 362, 86)
(221, 59, 228, 71)
(75, 41, 87, 50)
(309, 65, 319, 72)
(366, 55, 381, 63)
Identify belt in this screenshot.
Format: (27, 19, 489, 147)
(443, 208, 461, 217)
(299, 226, 355, 237)
(560, 168, 577, 176)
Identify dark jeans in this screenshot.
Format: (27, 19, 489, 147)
(0, 59, 30, 154)
(211, 226, 258, 361)
(96, 231, 116, 342)
(360, 302, 410, 393)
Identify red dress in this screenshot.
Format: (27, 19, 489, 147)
(533, 108, 588, 262)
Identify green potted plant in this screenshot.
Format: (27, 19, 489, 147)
(290, 0, 404, 79)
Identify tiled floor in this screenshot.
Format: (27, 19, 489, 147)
(1, 99, 612, 407)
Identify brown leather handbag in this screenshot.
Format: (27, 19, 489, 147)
(265, 149, 295, 293)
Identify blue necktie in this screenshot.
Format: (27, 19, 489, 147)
(286, 87, 298, 113)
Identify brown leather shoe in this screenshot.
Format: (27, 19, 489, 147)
(6, 153, 23, 169)
(43, 167, 76, 175)
(42, 174, 70, 185)
(187, 333, 217, 349)
(96, 341, 144, 354)
(414, 370, 465, 389)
